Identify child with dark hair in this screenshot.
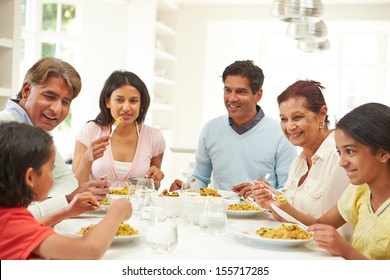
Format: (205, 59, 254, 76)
(254, 102, 390, 259)
(0, 122, 131, 259)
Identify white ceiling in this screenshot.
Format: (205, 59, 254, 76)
(176, 0, 390, 5)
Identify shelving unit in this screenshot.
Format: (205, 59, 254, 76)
(151, 0, 178, 131)
(0, 0, 21, 110)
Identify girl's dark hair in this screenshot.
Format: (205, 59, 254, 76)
(0, 122, 53, 207)
(336, 102, 390, 155)
(277, 80, 329, 125)
(222, 60, 264, 94)
(93, 70, 150, 126)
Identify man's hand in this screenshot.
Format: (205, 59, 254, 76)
(231, 182, 253, 198)
(169, 179, 183, 191)
(66, 179, 110, 203)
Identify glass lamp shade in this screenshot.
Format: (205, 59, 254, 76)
(271, 0, 324, 23)
(297, 38, 330, 52)
(287, 20, 327, 41)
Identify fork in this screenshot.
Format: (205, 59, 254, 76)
(247, 174, 277, 201)
(110, 117, 123, 136)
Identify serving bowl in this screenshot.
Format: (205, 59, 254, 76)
(181, 196, 226, 225)
(150, 192, 184, 217)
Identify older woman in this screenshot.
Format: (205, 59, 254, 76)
(254, 80, 351, 238)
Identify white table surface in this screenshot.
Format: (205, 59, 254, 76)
(56, 210, 341, 260)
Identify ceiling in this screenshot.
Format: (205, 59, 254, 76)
(176, 0, 390, 5)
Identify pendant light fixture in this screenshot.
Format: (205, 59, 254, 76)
(271, 0, 324, 23)
(297, 38, 330, 52)
(287, 20, 328, 41)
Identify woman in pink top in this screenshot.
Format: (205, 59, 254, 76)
(72, 70, 166, 189)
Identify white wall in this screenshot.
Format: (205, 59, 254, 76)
(49, 1, 390, 183)
(171, 3, 390, 180)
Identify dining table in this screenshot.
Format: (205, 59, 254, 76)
(55, 202, 341, 261)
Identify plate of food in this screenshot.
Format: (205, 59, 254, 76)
(55, 218, 144, 242)
(109, 185, 134, 196)
(98, 195, 128, 211)
(228, 222, 313, 247)
(198, 188, 240, 199)
(226, 201, 268, 217)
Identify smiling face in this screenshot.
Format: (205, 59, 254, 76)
(106, 85, 141, 124)
(335, 129, 387, 186)
(223, 75, 262, 127)
(279, 97, 326, 149)
(19, 76, 73, 132)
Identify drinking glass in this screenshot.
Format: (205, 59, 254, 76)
(199, 198, 227, 236)
(136, 178, 155, 193)
(129, 184, 151, 218)
(146, 210, 178, 254)
(180, 177, 199, 197)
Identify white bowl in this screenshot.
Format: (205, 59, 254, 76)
(150, 193, 183, 217)
(182, 196, 225, 225)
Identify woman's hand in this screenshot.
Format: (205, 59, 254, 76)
(252, 180, 279, 209)
(145, 166, 165, 184)
(231, 176, 274, 199)
(83, 135, 110, 164)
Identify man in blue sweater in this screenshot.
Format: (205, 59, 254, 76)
(171, 60, 296, 192)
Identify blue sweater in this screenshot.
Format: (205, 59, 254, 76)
(191, 115, 297, 190)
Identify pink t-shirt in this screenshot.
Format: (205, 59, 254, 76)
(76, 122, 166, 184)
(0, 208, 55, 260)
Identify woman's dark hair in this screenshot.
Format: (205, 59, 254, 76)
(222, 60, 264, 94)
(0, 122, 53, 207)
(336, 102, 390, 155)
(277, 80, 329, 125)
(93, 70, 150, 126)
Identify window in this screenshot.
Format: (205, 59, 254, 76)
(203, 20, 390, 127)
(21, 0, 81, 162)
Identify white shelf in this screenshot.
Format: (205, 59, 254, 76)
(154, 76, 175, 86)
(0, 38, 13, 48)
(155, 48, 176, 61)
(152, 103, 173, 110)
(0, 87, 11, 97)
(157, 0, 178, 11)
(155, 21, 177, 37)
(170, 147, 197, 154)
(151, 0, 177, 135)
(0, 0, 21, 110)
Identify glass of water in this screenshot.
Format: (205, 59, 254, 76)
(129, 184, 151, 219)
(199, 197, 227, 236)
(146, 209, 178, 254)
(136, 178, 155, 193)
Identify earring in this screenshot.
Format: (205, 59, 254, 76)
(319, 122, 324, 129)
